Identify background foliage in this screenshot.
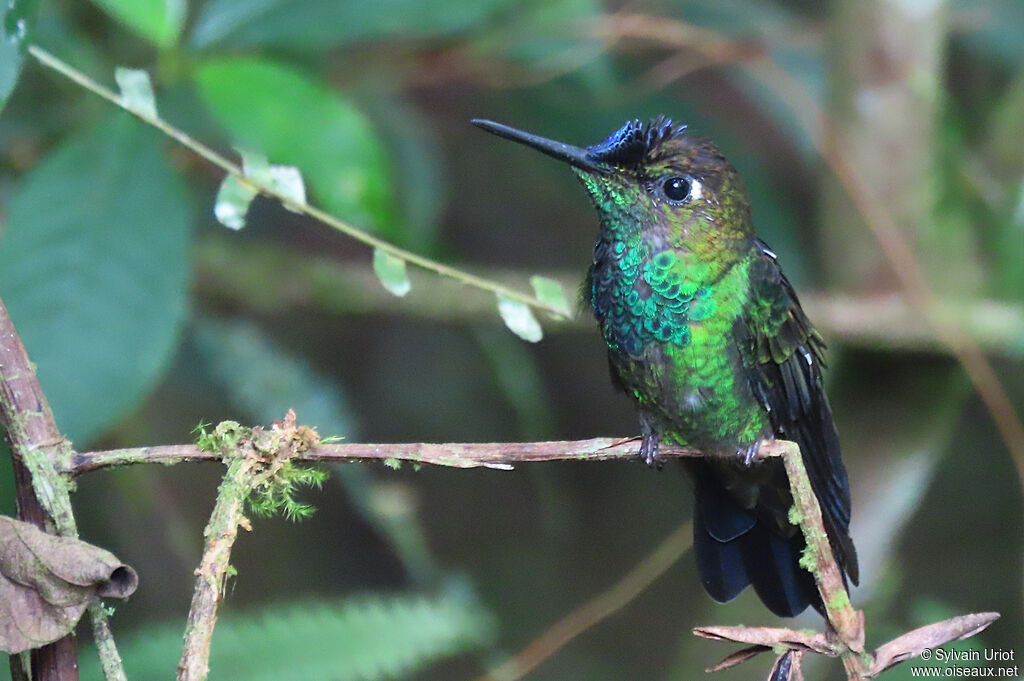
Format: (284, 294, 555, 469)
(1, 0, 1022, 680)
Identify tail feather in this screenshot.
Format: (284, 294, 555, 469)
(741, 523, 816, 618)
(690, 460, 822, 618)
(692, 492, 750, 602)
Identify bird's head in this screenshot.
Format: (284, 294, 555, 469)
(472, 117, 754, 259)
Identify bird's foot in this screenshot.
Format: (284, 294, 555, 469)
(737, 441, 763, 466)
(638, 434, 663, 470)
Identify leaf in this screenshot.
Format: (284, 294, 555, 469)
(90, 0, 186, 47)
(114, 66, 157, 117)
(79, 583, 495, 681)
(1, 0, 38, 115)
(372, 249, 411, 297)
(705, 645, 771, 673)
(769, 650, 803, 681)
(0, 516, 138, 654)
(529, 275, 571, 316)
(869, 612, 1001, 675)
(189, 0, 517, 50)
(239, 148, 274, 184)
(497, 295, 543, 343)
(214, 174, 258, 230)
(269, 165, 307, 208)
(693, 625, 837, 656)
(215, 151, 307, 229)
(0, 112, 192, 444)
(193, 57, 394, 235)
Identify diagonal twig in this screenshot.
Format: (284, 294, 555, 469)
(0, 295, 127, 681)
(25, 44, 568, 322)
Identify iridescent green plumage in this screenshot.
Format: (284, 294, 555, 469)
(473, 117, 857, 618)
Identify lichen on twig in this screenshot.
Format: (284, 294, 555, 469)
(694, 440, 998, 680)
(177, 411, 326, 681)
(74, 423, 998, 680)
(0, 294, 128, 681)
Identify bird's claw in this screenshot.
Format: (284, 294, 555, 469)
(639, 434, 663, 470)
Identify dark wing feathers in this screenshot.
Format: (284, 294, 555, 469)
(739, 240, 858, 585)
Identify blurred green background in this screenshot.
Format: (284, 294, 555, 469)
(1, 0, 1023, 680)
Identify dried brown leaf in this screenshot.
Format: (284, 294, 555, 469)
(768, 650, 804, 681)
(707, 644, 771, 672)
(694, 625, 837, 657)
(0, 515, 138, 653)
(870, 611, 1000, 675)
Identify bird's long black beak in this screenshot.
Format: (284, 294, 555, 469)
(471, 119, 604, 172)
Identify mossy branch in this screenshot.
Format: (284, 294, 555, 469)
(0, 294, 127, 681)
(73, 419, 999, 680)
(694, 438, 998, 680)
(177, 413, 324, 681)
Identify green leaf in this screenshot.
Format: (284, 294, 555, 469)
(213, 174, 257, 230)
(79, 586, 495, 681)
(0, 112, 191, 444)
(190, 0, 517, 50)
(214, 151, 307, 228)
(372, 249, 411, 297)
(243, 152, 308, 208)
(497, 295, 543, 343)
(1, 0, 38, 115)
(90, 0, 185, 47)
(193, 57, 394, 235)
(239, 148, 274, 184)
(268, 165, 306, 208)
(529, 275, 571, 316)
(115, 67, 158, 117)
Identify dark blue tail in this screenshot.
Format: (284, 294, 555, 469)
(690, 460, 820, 618)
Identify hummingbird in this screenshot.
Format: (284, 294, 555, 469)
(472, 116, 857, 617)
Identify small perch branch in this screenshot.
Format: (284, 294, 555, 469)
(70, 437, 724, 474)
(63, 418, 1001, 681)
(693, 438, 998, 680)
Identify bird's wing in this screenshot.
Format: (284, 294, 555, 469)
(734, 239, 858, 584)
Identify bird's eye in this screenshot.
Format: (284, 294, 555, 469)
(662, 176, 692, 202)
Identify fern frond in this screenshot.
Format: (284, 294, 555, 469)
(79, 587, 495, 681)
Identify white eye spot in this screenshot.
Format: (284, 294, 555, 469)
(689, 178, 703, 201)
